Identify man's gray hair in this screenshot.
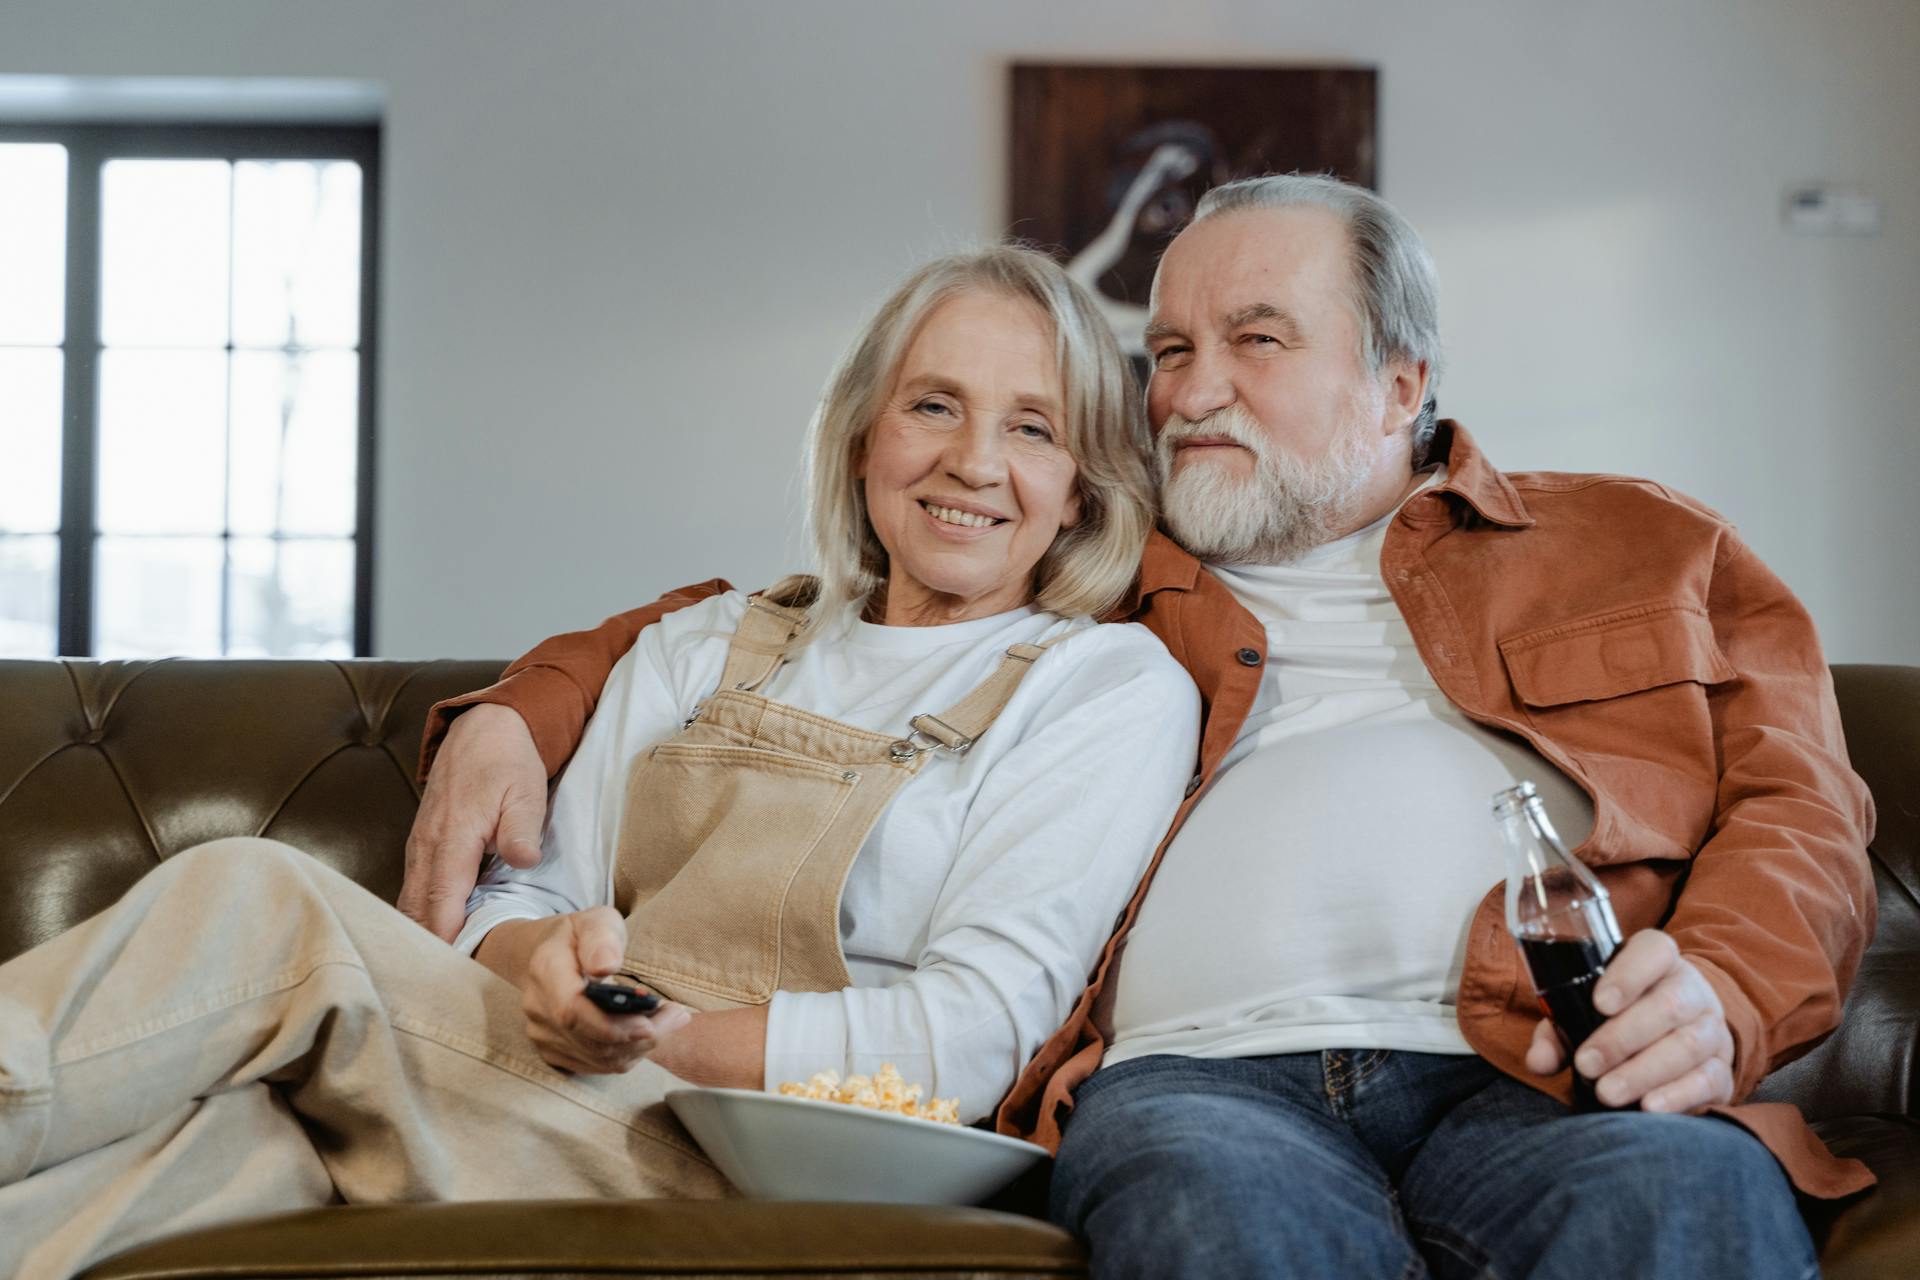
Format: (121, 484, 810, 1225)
(1193, 175, 1443, 465)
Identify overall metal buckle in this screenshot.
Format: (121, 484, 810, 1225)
(889, 714, 974, 763)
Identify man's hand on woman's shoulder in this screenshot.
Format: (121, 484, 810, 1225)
(400, 703, 549, 940)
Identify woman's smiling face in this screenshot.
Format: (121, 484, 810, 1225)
(858, 290, 1083, 626)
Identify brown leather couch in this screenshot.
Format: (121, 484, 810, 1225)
(2, 657, 1914, 1279)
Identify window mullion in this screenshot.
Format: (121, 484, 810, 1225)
(56, 133, 102, 657)
(353, 132, 379, 656)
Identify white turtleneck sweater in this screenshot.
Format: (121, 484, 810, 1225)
(1104, 471, 1594, 1066)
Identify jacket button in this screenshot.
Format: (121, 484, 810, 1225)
(1235, 647, 1262, 667)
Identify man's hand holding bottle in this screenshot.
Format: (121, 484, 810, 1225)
(1525, 928, 1736, 1114)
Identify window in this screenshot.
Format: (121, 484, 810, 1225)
(0, 123, 378, 658)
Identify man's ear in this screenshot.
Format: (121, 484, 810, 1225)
(1384, 358, 1430, 433)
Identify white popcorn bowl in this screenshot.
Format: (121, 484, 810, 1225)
(665, 1086, 1050, 1205)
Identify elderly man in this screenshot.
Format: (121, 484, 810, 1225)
(403, 176, 1873, 1278)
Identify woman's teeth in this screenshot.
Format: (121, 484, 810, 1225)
(923, 502, 1001, 529)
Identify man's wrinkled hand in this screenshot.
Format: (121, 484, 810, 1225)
(1524, 928, 1736, 1113)
(521, 907, 690, 1074)
(399, 703, 548, 941)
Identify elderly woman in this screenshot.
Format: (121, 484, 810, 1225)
(0, 247, 1199, 1280)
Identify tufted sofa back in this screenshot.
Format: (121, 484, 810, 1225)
(0, 658, 1914, 1129)
(0, 658, 501, 959)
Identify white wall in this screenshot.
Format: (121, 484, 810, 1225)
(3, 0, 1916, 662)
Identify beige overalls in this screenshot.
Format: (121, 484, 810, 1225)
(613, 592, 1058, 1009)
(0, 591, 1058, 1280)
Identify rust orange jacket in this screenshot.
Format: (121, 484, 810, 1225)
(420, 422, 1876, 1198)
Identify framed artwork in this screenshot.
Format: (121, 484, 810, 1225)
(1009, 63, 1377, 359)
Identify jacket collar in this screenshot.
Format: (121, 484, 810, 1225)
(1136, 530, 1202, 595)
(1425, 420, 1534, 528)
(1108, 530, 1203, 619)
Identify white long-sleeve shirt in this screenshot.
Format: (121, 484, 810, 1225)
(456, 592, 1198, 1121)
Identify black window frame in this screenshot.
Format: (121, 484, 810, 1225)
(0, 121, 380, 657)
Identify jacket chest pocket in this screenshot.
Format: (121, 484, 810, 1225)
(1500, 604, 1736, 858)
(1500, 603, 1734, 705)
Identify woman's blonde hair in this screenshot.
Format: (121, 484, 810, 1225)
(782, 246, 1153, 621)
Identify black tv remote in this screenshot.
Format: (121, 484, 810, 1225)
(583, 977, 662, 1016)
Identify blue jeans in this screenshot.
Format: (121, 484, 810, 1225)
(1050, 1051, 1816, 1280)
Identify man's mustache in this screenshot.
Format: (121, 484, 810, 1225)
(1156, 408, 1268, 458)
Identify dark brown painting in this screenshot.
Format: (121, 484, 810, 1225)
(1010, 64, 1376, 357)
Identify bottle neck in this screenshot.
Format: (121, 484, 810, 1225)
(1497, 804, 1556, 882)
(1498, 791, 1620, 946)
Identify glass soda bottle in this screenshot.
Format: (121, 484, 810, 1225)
(1493, 780, 1624, 1111)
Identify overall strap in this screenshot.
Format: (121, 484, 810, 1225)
(896, 631, 1070, 760)
(713, 595, 812, 694)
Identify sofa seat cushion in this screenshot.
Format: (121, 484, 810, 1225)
(79, 1200, 1089, 1279)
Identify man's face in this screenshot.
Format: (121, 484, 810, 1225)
(1143, 206, 1414, 563)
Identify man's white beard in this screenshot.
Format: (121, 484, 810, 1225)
(1155, 403, 1378, 566)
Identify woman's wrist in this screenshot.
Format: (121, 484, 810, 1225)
(472, 915, 564, 991)
(652, 1005, 768, 1089)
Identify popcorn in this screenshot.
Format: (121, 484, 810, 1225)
(777, 1062, 961, 1125)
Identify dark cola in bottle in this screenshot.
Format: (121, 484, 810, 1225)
(1493, 780, 1624, 1111)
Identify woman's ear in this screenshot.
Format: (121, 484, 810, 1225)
(1061, 486, 1086, 530)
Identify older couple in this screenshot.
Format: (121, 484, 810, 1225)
(0, 176, 1874, 1280)
(408, 176, 1874, 1280)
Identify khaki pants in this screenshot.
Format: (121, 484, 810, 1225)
(0, 838, 728, 1280)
